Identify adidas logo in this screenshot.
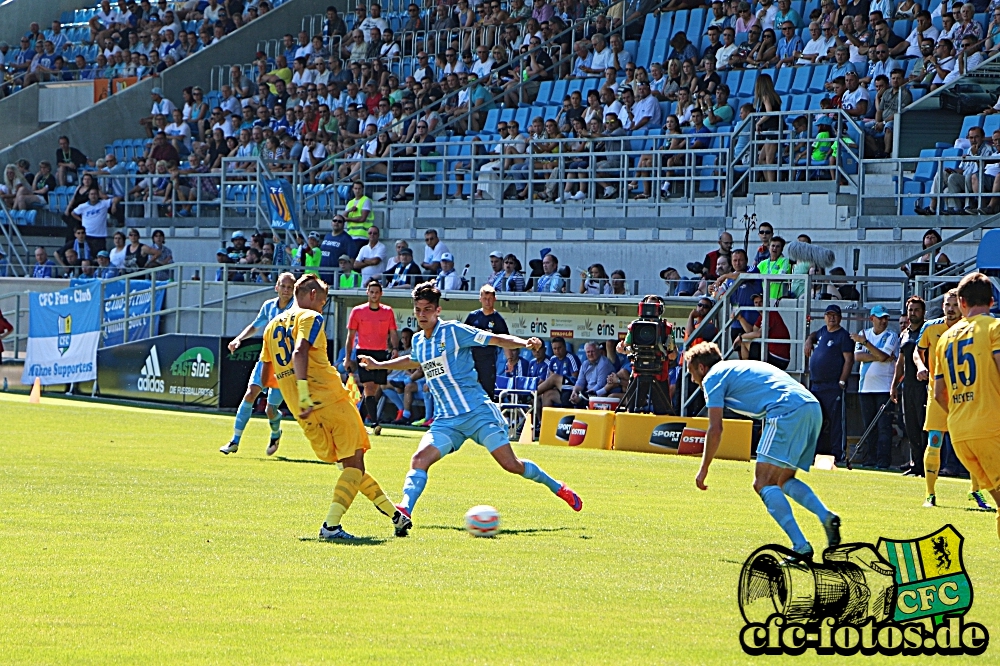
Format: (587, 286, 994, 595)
(138, 346, 165, 393)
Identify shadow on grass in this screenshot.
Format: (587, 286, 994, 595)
(297, 536, 389, 546)
(272, 456, 334, 466)
(423, 525, 585, 536)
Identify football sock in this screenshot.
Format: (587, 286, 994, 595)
(970, 476, 981, 493)
(401, 468, 428, 514)
(924, 442, 941, 496)
(365, 396, 380, 425)
(267, 410, 282, 436)
(782, 478, 832, 523)
(232, 400, 253, 444)
(359, 473, 397, 518)
(521, 460, 561, 493)
(760, 485, 809, 552)
(403, 410, 411, 419)
(325, 467, 363, 528)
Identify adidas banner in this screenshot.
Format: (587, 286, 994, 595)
(21, 281, 101, 386)
(97, 334, 220, 406)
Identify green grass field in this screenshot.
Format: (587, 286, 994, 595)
(2, 392, 998, 665)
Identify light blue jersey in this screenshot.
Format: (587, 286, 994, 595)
(411, 319, 494, 419)
(701, 360, 816, 419)
(251, 296, 294, 329)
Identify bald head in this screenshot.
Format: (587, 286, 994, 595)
(719, 232, 734, 252)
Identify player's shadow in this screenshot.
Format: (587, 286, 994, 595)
(298, 536, 388, 546)
(272, 456, 335, 466)
(424, 525, 583, 536)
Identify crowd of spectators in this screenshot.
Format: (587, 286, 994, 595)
(0, 0, 269, 96)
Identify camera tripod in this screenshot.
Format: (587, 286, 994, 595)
(615, 372, 674, 415)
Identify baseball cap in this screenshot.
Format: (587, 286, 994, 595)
(151, 86, 162, 95)
(489, 250, 503, 259)
(338, 254, 353, 262)
(97, 250, 110, 258)
(400, 246, 413, 256)
(231, 230, 245, 240)
(308, 231, 321, 240)
(441, 252, 454, 262)
(216, 248, 228, 255)
(825, 303, 842, 315)
(659, 267, 679, 279)
(870, 305, 890, 318)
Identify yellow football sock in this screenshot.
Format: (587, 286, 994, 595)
(359, 472, 398, 519)
(970, 476, 981, 493)
(924, 446, 940, 497)
(325, 467, 363, 528)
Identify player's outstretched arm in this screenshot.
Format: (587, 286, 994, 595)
(359, 354, 421, 371)
(229, 324, 259, 352)
(696, 407, 725, 491)
(488, 333, 543, 351)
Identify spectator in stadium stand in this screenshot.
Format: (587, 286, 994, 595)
(569, 342, 617, 406)
(343, 182, 374, 255)
(805, 303, 854, 461)
(337, 255, 362, 288)
(733, 293, 792, 369)
(712, 248, 763, 345)
(753, 234, 792, 300)
(345, 278, 399, 432)
(385, 239, 409, 273)
(492, 253, 527, 292)
(54, 136, 90, 187)
(685, 297, 720, 345)
(890, 295, 927, 476)
(145, 229, 174, 279)
(535, 253, 565, 293)
(850, 305, 899, 469)
(148, 132, 180, 164)
(354, 225, 387, 285)
(71, 188, 119, 255)
(752, 221, 774, 266)
(465, 284, 510, 396)
(93, 251, 118, 279)
(435, 253, 462, 290)
(318, 214, 352, 282)
(579, 263, 612, 294)
(486, 251, 504, 287)
(537, 336, 580, 409)
(702, 231, 734, 279)
(140, 88, 177, 138)
(386, 246, 422, 288)
(32, 247, 57, 278)
(302, 232, 323, 276)
(56, 246, 81, 276)
(667, 32, 699, 66)
(421, 229, 450, 277)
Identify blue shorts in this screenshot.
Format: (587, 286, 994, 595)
(420, 401, 509, 456)
(249, 361, 284, 406)
(756, 402, 822, 472)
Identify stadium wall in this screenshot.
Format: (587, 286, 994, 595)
(0, 0, 82, 47)
(0, 84, 40, 150)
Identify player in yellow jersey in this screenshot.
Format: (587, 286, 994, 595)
(915, 289, 995, 511)
(934, 272, 1000, 540)
(260, 274, 412, 541)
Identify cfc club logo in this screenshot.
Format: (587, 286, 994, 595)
(738, 525, 987, 656)
(649, 422, 706, 455)
(137, 346, 165, 393)
(57, 314, 72, 355)
(555, 415, 589, 446)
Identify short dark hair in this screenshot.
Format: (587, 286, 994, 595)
(732, 248, 748, 258)
(550, 336, 566, 347)
(365, 277, 383, 290)
(957, 272, 993, 307)
(412, 280, 441, 306)
(905, 295, 926, 313)
(294, 274, 328, 298)
(684, 341, 723, 368)
(771, 235, 786, 249)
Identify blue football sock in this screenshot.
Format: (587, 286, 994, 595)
(232, 400, 253, 444)
(401, 469, 428, 514)
(521, 460, 561, 493)
(267, 411, 282, 436)
(782, 478, 832, 524)
(760, 485, 809, 552)
(402, 410, 411, 419)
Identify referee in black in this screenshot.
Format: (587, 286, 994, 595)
(464, 284, 509, 398)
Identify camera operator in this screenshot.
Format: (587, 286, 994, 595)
(615, 295, 677, 414)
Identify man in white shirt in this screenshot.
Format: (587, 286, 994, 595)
(630, 82, 660, 130)
(797, 21, 835, 64)
(716, 26, 738, 69)
(756, 0, 779, 30)
(219, 85, 241, 117)
(600, 86, 622, 121)
(140, 87, 177, 137)
(357, 3, 389, 42)
(905, 11, 939, 58)
(422, 229, 450, 276)
(294, 31, 313, 59)
(291, 57, 315, 86)
(943, 35, 984, 86)
(841, 71, 869, 119)
(72, 187, 119, 244)
(164, 108, 192, 154)
(354, 225, 387, 284)
(471, 46, 495, 78)
(587, 34, 614, 75)
(299, 132, 327, 170)
(436, 252, 462, 290)
(849, 305, 898, 468)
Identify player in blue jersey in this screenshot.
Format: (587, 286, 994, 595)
(221, 272, 297, 455)
(685, 341, 841, 560)
(358, 282, 582, 536)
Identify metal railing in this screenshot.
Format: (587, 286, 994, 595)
(861, 154, 1000, 217)
(0, 199, 31, 278)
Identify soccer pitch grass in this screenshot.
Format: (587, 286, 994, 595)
(2, 393, 998, 665)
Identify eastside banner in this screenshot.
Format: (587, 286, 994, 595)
(21, 281, 101, 386)
(101, 280, 168, 346)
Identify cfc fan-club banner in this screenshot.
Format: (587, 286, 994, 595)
(264, 179, 298, 231)
(101, 280, 169, 346)
(21, 281, 101, 386)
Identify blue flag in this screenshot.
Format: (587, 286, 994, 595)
(265, 179, 298, 231)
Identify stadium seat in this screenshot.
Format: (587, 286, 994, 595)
(549, 80, 568, 105)
(913, 149, 939, 183)
(483, 108, 500, 133)
(640, 14, 658, 43)
(790, 66, 811, 94)
(689, 8, 707, 36)
(902, 180, 925, 215)
(737, 70, 757, 98)
(807, 65, 831, 93)
(984, 115, 1000, 136)
(774, 67, 793, 95)
(977, 229, 1000, 268)
(960, 115, 985, 138)
(671, 12, 688, 37)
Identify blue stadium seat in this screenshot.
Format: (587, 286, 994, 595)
(893, 20, 912, 39)
(788, 94, 809, 110)
(807, 64, 831, 93)
(671, 12, 688, 37)
(640, 14, 658, 43)
(689, 8, 707, 36)
(913, 149, 939, 183)
(774, 66, 794, 95)
(790, 65, 811, 94)
(567, 79, 584, 95)
(550, 80, 568, 104)
(960, 115, 985, 138)
(536, 80, 554, 104)
(984, 115, 1000, 136)
(636, 41, 653, 68)
(483, 108, 500, 133)
(655, 13, 674, 41)
(902, 180, 925, 215)
(737, 70, 757, 98)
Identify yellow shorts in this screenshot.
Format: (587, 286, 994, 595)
(298, 400, 370, 464)
(951, 437, 1000, 492)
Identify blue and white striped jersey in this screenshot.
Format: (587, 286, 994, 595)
(251, 296, 295, 329)
(412, 319, 494, 418)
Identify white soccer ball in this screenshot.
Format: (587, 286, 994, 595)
(464, 505, 501, 537)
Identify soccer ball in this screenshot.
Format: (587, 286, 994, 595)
(464, 505, 500, 537)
